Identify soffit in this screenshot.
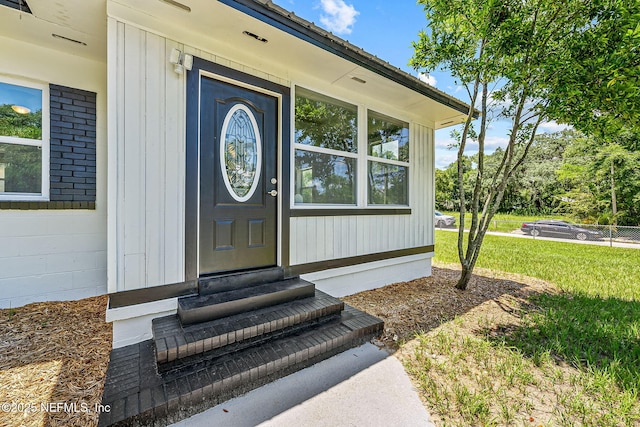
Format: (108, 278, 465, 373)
(107, 0, 468, 127)
(0, 0, 106, 62)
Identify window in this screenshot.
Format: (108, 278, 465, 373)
(0, 79, 49, 200)
(293, 87, 410, 208)
(294, 88, 357, 205)
(367, 111, 409, 205)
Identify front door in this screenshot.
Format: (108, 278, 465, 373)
(199, 76, 278, 275)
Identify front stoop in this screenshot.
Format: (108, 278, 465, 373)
(99, 280, 383, 427)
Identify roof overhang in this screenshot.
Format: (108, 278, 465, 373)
(0, 0, 473, 128)
(222, 0, 473, 120)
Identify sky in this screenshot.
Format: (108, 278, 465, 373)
(272, 0, 568, 169)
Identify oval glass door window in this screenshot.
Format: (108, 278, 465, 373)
(220, 104, 262, 202)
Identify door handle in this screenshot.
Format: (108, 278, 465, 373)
(267, 190, 278, 197)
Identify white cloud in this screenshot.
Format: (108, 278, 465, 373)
(435, 132, 509, 152)
(539, 120, 572, 133)
(435, 150, 458, 169)
(318, 0, 359, 35)
(482, 135, 510, 151)
(418, 72, 437, 87)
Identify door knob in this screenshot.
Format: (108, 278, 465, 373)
(267, 190, 278, 197)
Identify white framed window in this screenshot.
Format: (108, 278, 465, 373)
(294, 87, 358, 205)
(293, 87, 411, 208)
(367, 110, 409, 206)
(0, 77, 49, 201)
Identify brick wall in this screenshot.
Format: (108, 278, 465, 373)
(49, 84, 97, 203)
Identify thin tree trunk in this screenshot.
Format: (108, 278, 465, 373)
(456, 261, 474, 290)
(611, 161, 617, 227)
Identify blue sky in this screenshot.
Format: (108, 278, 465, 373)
(272, 0, 567, 168)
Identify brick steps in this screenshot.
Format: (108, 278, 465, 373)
(99, 274, 383, 427)
(153, 290, 344, 366)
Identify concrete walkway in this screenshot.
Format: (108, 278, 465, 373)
(170, 343, 434, 427)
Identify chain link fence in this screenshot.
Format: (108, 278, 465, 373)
(498, 221, 640, 247)
(438, 219, 640, 247)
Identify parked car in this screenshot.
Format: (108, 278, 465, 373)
(435, 211, 456, 227)
(520, 220, 603, 241)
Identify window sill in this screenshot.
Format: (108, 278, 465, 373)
(0, 201, 95, 210)
(290, 207, 411, 217)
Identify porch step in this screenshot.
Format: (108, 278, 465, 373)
(178, 277, 315, 325)
(99, 306, 383, 427)
(153, 290, 344, 366)
(198, 267, 285, 295)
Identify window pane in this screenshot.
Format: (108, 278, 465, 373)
(0, 82, 42, 140)
(0, 143, 42, 193)
(295, 150, 356, 204)
(295, 88, 357, 153)
(368, 161, 408, 205)
(368, 111, 408, 162)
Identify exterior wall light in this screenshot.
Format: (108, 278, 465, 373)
(169, 48, 193, 75)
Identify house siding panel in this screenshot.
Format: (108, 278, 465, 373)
(108, 20, 284, 292)
(110, 21, 176, 291)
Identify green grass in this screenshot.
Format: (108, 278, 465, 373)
(434, 230, 640, 299)
(404, 230, 640, 426)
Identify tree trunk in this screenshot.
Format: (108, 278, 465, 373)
(456, 262, 474, 290)
(611, 161, 617, 227)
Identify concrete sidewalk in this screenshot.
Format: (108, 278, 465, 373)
(170, 343, 434, 427)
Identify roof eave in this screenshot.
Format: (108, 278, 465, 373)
(219, 0, 475, 118)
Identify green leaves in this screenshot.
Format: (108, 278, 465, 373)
(557, 131, 640, 225)
(544, 1, 640, 138)
(413, 0, 640, 287)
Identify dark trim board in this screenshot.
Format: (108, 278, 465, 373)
(0, 201, 95, 210)
(290, 208, 411, 217)
(108, 246, 434, 308)
(286, 245, 435, 277)
(108, 280, 198, 309)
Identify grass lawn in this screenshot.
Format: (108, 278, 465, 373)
(435, 230, 640, 299)
(402, 231, 640, 426)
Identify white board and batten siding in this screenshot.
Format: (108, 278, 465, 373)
(0, 36, 108, 309)
(108, 19, 186, 293)
(107, 19, 290, 294)
(107, 19, 296, 347)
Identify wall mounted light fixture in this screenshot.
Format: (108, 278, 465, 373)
(169, 48, 193, 74)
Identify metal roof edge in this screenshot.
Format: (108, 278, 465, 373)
(219, 0, 475, 117)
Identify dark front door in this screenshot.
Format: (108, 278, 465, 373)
(199, 76, 278, 275)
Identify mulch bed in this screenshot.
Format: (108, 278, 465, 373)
(343, 265, 556, 350)
(0, 296, 111, 427)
